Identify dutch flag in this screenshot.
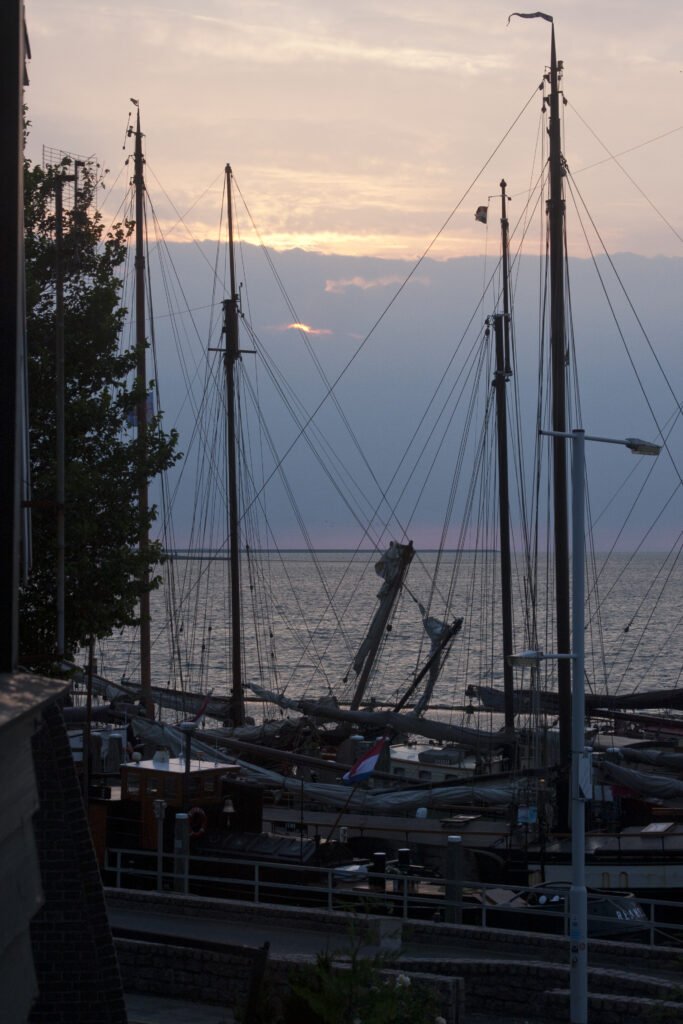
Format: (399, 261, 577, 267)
(342, 735, 388, 785)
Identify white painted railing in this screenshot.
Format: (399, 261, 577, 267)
(104, 846, 683, 949)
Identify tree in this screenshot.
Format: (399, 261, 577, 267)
(20, 151, 180, 665)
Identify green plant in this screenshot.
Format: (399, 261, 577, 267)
(279, 921, 440, 1024)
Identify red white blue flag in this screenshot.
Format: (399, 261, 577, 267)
(190, 689, 213, 725)
(343, 735, 388, 785)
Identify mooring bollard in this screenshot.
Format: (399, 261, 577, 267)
(174, 812, 189, 893)
(371, 850, 387, 892)
(445, 834, 463, 924)
(153, 798, 167, 891)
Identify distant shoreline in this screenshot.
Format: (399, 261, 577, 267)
(163, 548, 496, 559)
(162, 548, 663, 557)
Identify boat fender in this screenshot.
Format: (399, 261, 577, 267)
(189, 806, 207, 838)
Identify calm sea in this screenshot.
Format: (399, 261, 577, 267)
(97, 550, 682, 728)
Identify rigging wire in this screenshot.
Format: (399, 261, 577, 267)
(229, 86, 544, 534)
(566, 106, 683, 248)
(565, 171, 683, 486)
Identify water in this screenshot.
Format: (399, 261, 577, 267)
(97, 549, 682, 729)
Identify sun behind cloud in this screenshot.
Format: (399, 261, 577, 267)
(285, 322, 332, 336)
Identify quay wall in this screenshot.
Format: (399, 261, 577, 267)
(115, 938, 463, 1023)
(107, 890, 683, 1023)
(105, 886, 678, 970)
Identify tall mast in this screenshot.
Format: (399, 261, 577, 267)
(222, 165, 245, 727)
(131, 105, 153, 719)
(54, 175, 66, 660)
(500, 179, 512, 376)
(493, 182, 515, 738)
(547, 29, 572, 785)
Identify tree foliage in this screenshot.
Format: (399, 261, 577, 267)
(20, 152, 179, 664)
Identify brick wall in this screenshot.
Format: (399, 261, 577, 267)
(115, 937, 464, 1023)
(116, 937, 261, 1007)
(398, 958, 683, 1023)
(29, 702, 126, 1024)
(106, 890, 683, 1023)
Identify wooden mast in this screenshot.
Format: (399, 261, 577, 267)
(222, 165, 245, 727)
(131, 105, 153, 719)
(547, 28, 572, 796)
(54, 175, 66, 660)
(493, 181, 515, 737)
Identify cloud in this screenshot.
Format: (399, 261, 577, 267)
(325, 274, 430, 293)
(283, 322, 333, 336)
(166, 12, 505, 75)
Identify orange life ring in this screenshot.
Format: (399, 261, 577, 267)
(188, 806, 207, 838)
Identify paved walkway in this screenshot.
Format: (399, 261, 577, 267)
(112, 900, 679, 1023)
(109, 904, 532, 962)
(111, 904, 356, 956)
(124, 992, 531, 1024)
(126, 992, 234, 1023)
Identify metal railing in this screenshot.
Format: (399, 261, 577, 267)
(104, 846, 683, 949)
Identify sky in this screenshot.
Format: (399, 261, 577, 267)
(22, 1, 682, 554)
(24, 0, 683, 260)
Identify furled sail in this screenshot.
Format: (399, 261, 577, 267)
(599, 759, 683, 800)
(611, 747, 683, 771)
(248, 681, 512, 749)
(467, 682, 683, 714)
(413, 603, 452, 716)
(350, 541, 415, 709)
(129, 717, 520, 812)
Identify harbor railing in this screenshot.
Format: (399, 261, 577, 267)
(104, 845, 683, 949)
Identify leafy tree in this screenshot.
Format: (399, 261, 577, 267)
(20, 151, 179, 665)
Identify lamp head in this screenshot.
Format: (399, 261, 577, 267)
(624, 437, 661, 456)
(507, 648, 544, 668)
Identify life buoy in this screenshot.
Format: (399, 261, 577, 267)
(188, 806, 207, 838)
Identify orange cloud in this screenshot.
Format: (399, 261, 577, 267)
(285, 322, 332, 336)
(325, 275, 430, 294)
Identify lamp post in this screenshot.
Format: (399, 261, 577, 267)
(179, 720, 196, 812)
(569, 429, 589, 1024)
(511, 428, 661, 1024)
(549, 428, 660, 1024)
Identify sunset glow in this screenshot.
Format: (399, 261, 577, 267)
(25, 1, 683, 261)
(286, 322, 332, 336)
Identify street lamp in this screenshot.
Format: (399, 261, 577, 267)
(179, 720, 197, 811)
(551, 428, 659, 1024)
(511, 427, 661, 1024)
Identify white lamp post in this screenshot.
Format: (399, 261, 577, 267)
(511, 428, 661, 1024)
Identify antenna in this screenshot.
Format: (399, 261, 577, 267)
(123, 110, 132, 149)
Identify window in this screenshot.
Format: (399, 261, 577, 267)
(164, 777, 180, 801)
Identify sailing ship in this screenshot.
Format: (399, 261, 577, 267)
(73, 20, 683, 898)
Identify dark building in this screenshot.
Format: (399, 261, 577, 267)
(0, 5, 127, 1021)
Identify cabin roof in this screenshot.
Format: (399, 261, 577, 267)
(0, 671, 69, 730)
(125, 756, 228, 775)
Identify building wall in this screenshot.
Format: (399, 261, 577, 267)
(0, 716, 42, 1024)
(29, 701, 127, 1024)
